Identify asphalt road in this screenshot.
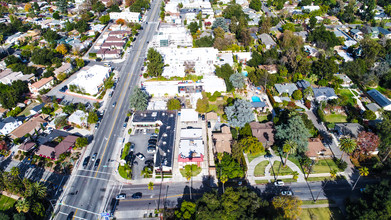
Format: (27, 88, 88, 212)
(54, 0, 162, 218)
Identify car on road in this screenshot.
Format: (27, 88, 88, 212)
(94, 159, 100, 167)
(274, 180, 284, 186)
(60, 85, 68, 92)
(112, 102, 116, 107)
(281, 190, 292, 196)
(123, 122, 127, 128)
(151, 133, 158, 137)
(147, 41, 149, 44)
(91, 153, 97, 162)
(83, 156, 90, 166)
(130, 143, 135, 151)
(207, 121, 211, 128)
(132, 192, 142, 199)
(136, 153, 145, 160)
(116, 193, 126, 200)
(66, 212, 74, 220)
(147, 146, 156, 154)
(95, 123, 100, 129)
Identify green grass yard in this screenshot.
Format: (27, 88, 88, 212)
(18, 102, 40, 117)
(254, 161, 269, 177)
(300, 207, 344, 220)
(118, 165, 132, 179)
(312, 159, 339, 173)
(247, 151, 266, 163)
(0, 195, 16, 211)
(302, 199, 333, 205)
(324, 114, 347, 123)
(180, 166, 202, 178)
(255, 180, 269, 184)
(270, 161, 293, 176)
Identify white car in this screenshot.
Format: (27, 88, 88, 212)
(274, 180, 284, 186)
(147, 147, 156, 154)
(136, 153, 145, 160)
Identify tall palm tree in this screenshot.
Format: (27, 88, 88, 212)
(32, 182, 47, 199)
(339, 137, 357, 159)
(352, 167, 369, 191)
(282, 140, 297, 167)
(10, 167, 20, 178)
(220, 174, 228, 193)
(15, 199, 30, 213)
(330, 169, 337, 179)
(141, 167, 152, 178)
(217, 152, 223, 163)
(148, 182, 154, 190)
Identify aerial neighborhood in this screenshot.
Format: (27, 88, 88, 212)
(0, 0, 390, 219)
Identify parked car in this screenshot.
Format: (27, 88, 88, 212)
(95, 123, 100, 129)
(66, 212, 74, 220)
(132, 192, 142, 199)
(116, 193, 126, 200)
(94, 159, 100, 167)
(207, 121, 211, 128)
(147, 147, 156, 154)
(136, 153, 145, 160)
(148, 139, 157, 144)
(130, 143, 135, 151)
(83, 156, 90, 166)
(91, 153, 97, 162)
(123, 122, 127, 128)
(281, 190, 293, 196)
(274, 180, 284, 186)
(112, 102, 116, 107)
(63, 125, 72, 131)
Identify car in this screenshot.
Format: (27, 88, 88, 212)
(83, 156, 90, 166)
(148, 139, 157, 144)
(112, 102, 117, 107)
(123, 122, 127, 128)
(109, 91, 114, 97)
(136, 153, 145, 160)
(116, 193, 126, 200)
(66, 212, 74, 220)
(274, 180, 284, 186)
(130, 143, 135, 151)
(207, 121, 211, 128)
(147, 147, 156, 154)
(146, 22, 148, 24)
(201, 114, 205, 120)
(94, 159, 100, 167)
(151, 133, 158, 137)
(91, 153, 97, 162)
(132, 192, 142, 199)
(95, 123, 100, 129)
(63, 125, 72, 131)
(145, 159, 154, 166)
(281, 190, 293, 196)
(147, 41, 149, 44)
(150, 136, 158, 141)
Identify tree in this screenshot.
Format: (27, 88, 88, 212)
(99, 15, 110, 24)
(87, 111, 98, 124)
(275, 115, 311, 153)
(0, 213, 9, 220)
(148, 182, 154, 190)
(225, 99, 255, 128)
(196, 96, 209, 113)
(223, 3, 246, 19)
(303, 86, 314, 99)
(249, 0, 262, 11)
(292, 90, 303, 100)
(15, 199, 30, 213)
(31, 181, 47, 199)
(309, 16, 317, 29)
(146, 48, 164, 77)
(75, 20, 89, 33)
(129, 88, 149, 111)
(239, 136, 264, 155)
(75, 58, 84, 68)
(92, 1, 105, 13)
(56, 0, 68, 13)
(30, 202, 45, 217)
(116, 18, 126, 25)
(212, 17, 229, 32)
(188, 22, 199, 35)
(13, 213, 25, 220)
(363, 110, 376, 120)
(167, 98, 181, 110)
(43, 29, 60, 43)
(24, 3, 32, 12)
(56, 44, 68, 55)
(229, 73, 245, 89)
(352, 167, 369, 190)
(377, 114, 391, 162)
(308, 25, 341, 50)
(194, 36, 214, 47)
(215, 64, 235, 91)
(282, 140, 297, 167)
(75, 137, 88, 148)
(272, 195, 302, 219)
(53, 11, 60, 20)
(339, 137, 357, 159)
(357, 131, 379, 155)
(175, 201, 196, 219)
(217, 153, 244, 179)
(220, 174, 228, 193)
(141, 166, 152, 178)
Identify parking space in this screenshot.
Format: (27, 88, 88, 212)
(128, 129, 156, 180)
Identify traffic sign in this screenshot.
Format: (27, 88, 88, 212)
(100, 213, 110, 217)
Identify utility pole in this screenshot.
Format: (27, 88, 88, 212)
(157, 163, 163, 211)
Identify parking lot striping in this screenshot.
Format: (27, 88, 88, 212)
(74, 174, 112, 182)
(58, 211, 87, 220)
(94, 18, 153, 178)
(78, 169, 112, 175)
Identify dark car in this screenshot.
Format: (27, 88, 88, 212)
(94, 159, 100, 167)
(201, 114, 205, 120)
(207, 121, 211, 128)
(66, 212, 74, 220)
(83, 156, 90, 166)
(63, 125, 72, 131)
(132, 192, 142, 199)
(148, 139, 157, 144)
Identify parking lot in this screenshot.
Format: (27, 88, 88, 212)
(128, 129, 156, 180)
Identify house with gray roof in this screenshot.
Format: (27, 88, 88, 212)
(350, 29, 363, 40)
(335, 123, 363, 139)
(367, 89, 391, 111)
(275, 83, 298, 96)
(334, 74, 352, 87)
(259, 33, 276, 50)
(296, 80, 311, 90)
(312, 87, 338, 103)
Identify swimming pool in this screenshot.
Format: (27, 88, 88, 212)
(251, 96, 261, 102)
(242, 71, 248, 76)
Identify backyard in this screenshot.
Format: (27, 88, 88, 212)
(324, 114, 347, 123)
(270, 161, 293, 176)
(0, 195, 16, 211)
(254, 161, 269, 177)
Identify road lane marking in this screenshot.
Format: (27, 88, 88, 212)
(72, 208, 78, 220)
(122, 193, 202, 202)
(94, 5, 158, 177)
(58, 211, 88, 220)
(60, 204, 100, 216)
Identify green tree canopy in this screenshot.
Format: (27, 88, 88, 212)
(224, 99, 255, 128)
(146, 48, 164, 77)
(249, 0, 262, 11)
(239, 136, 264, 155)
(275, 115, 311, 153)
(129, 87, 149, 111)
(167, 98, 181, 110)
(229, 72, 245, 89)
(75, 137, 88, 148)
(217, 153, 244, 179)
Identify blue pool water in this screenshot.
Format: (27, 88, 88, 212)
(242, 71, 248, 76)
(251, 96, 261, 102)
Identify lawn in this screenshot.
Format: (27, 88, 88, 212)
(306, 176, 329, 182)
(121, 143, 131, 160)
(324, 114, 347, 123)
(255, 180, 269, 184)
(18, 102, 40, 117)
(207, 99, 225, 115)
(300, 207, 344, 220)
(180, 166, 202, 179)
(254, 161, 269, 177)
(247, 151, 266, 163)
(118, 165, 132, 179)
(302, 199, 333, 205)
(0, 195, 16, 211)
(288, 156, 303, 171)
(270, 161, 293, 176)
(312, 159, 339, 173)
(338, 89, 354, 98)
(257, 114, 269, 123)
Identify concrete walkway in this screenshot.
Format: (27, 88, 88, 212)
(301, 203, 338, 209)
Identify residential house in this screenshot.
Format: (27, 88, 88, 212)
(296, 80, 311, 90)
(0, 117, 22, 135)
(108, 30, 131, 38)
(259, 65, 277, 74)
(294, 31, 308, 41)
(54, 63, 72, 76)
(350, 29, 363, 40)
(0, 69, 34, 85)
(206, 112, 218, 121)
(367, 89, 391, 111)
(96, 48, 122, 59)
(10, 115, 47, 139)
(178, 129, 204, 168)
(68, 110, 87, 127)
(335, 123, 364, 139)
(259, 33, 276, 50)
(335, 74, 353, 87)
(105, 36, 126, 43)
(323, 106, 345, 115)
(312, 87, 338, 103)
(18, 142, 36, 152)
(212, 125, 232, 154)
(306, 138, 332, 160)
(30, 103, 45, 115)
(36, 135, 78, 160)
(109, 12, 141, 23)
(302, 5, 320, 11)
(366, 103, 381, 118)
(249, 121, 275, 147)
(379, 27, 391, 39)
(275, 83, 298, 96)
(28, 77, 54, 96)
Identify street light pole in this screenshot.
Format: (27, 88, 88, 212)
(157, 163, 163, 211)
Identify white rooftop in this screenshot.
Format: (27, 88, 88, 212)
(181, 109, 198, 122)
(180, 128, 202, 139)
(69, 65, 111, 95)
(179, 139, 204, 158)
